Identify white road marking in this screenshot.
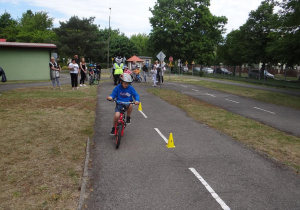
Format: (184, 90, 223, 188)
(189, 168, 231, 210)
(225, 99, 240, 104)
(205, 93, 216, 97)
(139, 110, 148, 118)
(154, 128, 168, 144)
(253, 107, 275, 114)
(192, 89, 199, 92)
(181, 85, 188, 88)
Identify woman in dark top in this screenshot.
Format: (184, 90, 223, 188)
(79, 58, 87, 86)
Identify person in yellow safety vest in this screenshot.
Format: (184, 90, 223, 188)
(112, 54, 124, 85)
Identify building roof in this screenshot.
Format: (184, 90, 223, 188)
(0, 42, 57, 49)
(127, 55, 143, 62)
(138, 56, 152, 59)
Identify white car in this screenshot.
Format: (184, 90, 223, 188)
(202, 67, 214, 74)
(264, 70, 274, 79)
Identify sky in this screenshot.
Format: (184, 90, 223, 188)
(0, 0, 265, 37)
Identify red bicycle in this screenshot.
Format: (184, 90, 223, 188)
(109, 100, 135, 149)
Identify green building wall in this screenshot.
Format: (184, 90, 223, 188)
(0, 48, 51, 80)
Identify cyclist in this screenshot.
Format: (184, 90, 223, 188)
(107, 73, 140, 135)
(133, 66, 141, 82)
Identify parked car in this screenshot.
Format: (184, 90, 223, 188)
(183, 66, 189, 72)
(249, 69, 259, 78)
(264, 70, 275, 79)
(202, 67, 214, 74)
(249, 69, 274, 79)
(214, 67, 232, 75)
(193, 67, 200, 72)
(193, 67, 213, 74)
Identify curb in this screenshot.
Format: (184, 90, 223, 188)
(77, 137, 90, 210)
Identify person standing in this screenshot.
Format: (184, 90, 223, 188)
(49, 57, 62, 90)
(142, 62, 149, 82)
(154, 60, 161, 84)
(112, 54, 124, 85)
(79, 58, 87, 86)
(68, 58, 79, 90)
(151, 65, 157, 87)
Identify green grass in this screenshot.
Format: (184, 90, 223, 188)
(0, 85, 97, 209)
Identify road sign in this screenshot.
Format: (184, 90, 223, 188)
(156, 51, 166, 61)
(185, 61, 188, 65)
(169, 56, 173, 62)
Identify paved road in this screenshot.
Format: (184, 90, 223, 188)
(162, 82, 300, 137)
(85, 81, 300, 209)
(181, 75, 300, 97)
(0, 73, 71, 93)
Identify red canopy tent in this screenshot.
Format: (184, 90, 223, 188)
(127, 55, 143, 70)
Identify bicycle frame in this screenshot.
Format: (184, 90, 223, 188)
(110, 100, 135, 149)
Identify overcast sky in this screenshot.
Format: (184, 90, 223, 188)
(0, 0, 265, 37)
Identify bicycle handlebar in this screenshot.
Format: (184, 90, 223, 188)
(107, 99, 136, 105)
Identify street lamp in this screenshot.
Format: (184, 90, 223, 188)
(107, 8, 111, 69)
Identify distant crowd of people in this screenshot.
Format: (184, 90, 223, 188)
(111, 58, 166, 87)
(49, 54, 101, 90)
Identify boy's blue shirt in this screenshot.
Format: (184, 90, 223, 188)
(110, 84, 140, 102)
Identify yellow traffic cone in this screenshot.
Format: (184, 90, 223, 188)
(138, 102, 142, 111)
(166, 133, 175, 148)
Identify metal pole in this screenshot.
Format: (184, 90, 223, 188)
(107, 8, 111, 69)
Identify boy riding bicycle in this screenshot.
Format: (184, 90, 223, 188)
(107, 73, 140, 135)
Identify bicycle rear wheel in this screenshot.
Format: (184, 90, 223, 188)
(115, 124, 122, 149)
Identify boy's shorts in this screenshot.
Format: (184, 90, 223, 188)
(115, 104, 130, 112)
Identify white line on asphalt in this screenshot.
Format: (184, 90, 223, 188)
(192, 89, 199, 92)
(154, 128, 168, 144)
(205, 93, 216, 97)
(225, 99, 240, 104)
(139, 110, 148, 118)
(181, 85, 188, 88)
(189, 168, 231, 210)
(253, 107, 275, 114)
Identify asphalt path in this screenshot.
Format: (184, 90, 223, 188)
(0, 73, 71, 93)
(85, 81, 300, 209)
(163, 82, 300, 137)
(181, 75, 300, 97)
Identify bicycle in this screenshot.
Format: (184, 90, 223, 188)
(89, 69, 99, 85)
(109, 100, 135, 149)
(133, 73, 142, 83)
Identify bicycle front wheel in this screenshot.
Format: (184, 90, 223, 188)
(97, 72, 101, 81)
(89, 76, 93, 85)
(94, 76, 99, 85)
(115, 124, 122, 149)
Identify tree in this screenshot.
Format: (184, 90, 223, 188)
(149, 0, 227, 65)
(266, 0, 300, 67)
(130, 33, 150, 56)
(17, 10, 56, 43)
(239, 1, 278, 72)
(54, 16, 106, 61)
(218, 29, 248, 76)
(0, 12, 19, 41)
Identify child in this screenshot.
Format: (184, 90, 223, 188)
(107, 73, 140, 135)
(151, 66, 157, 87)
(133, 67, 140, 81)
